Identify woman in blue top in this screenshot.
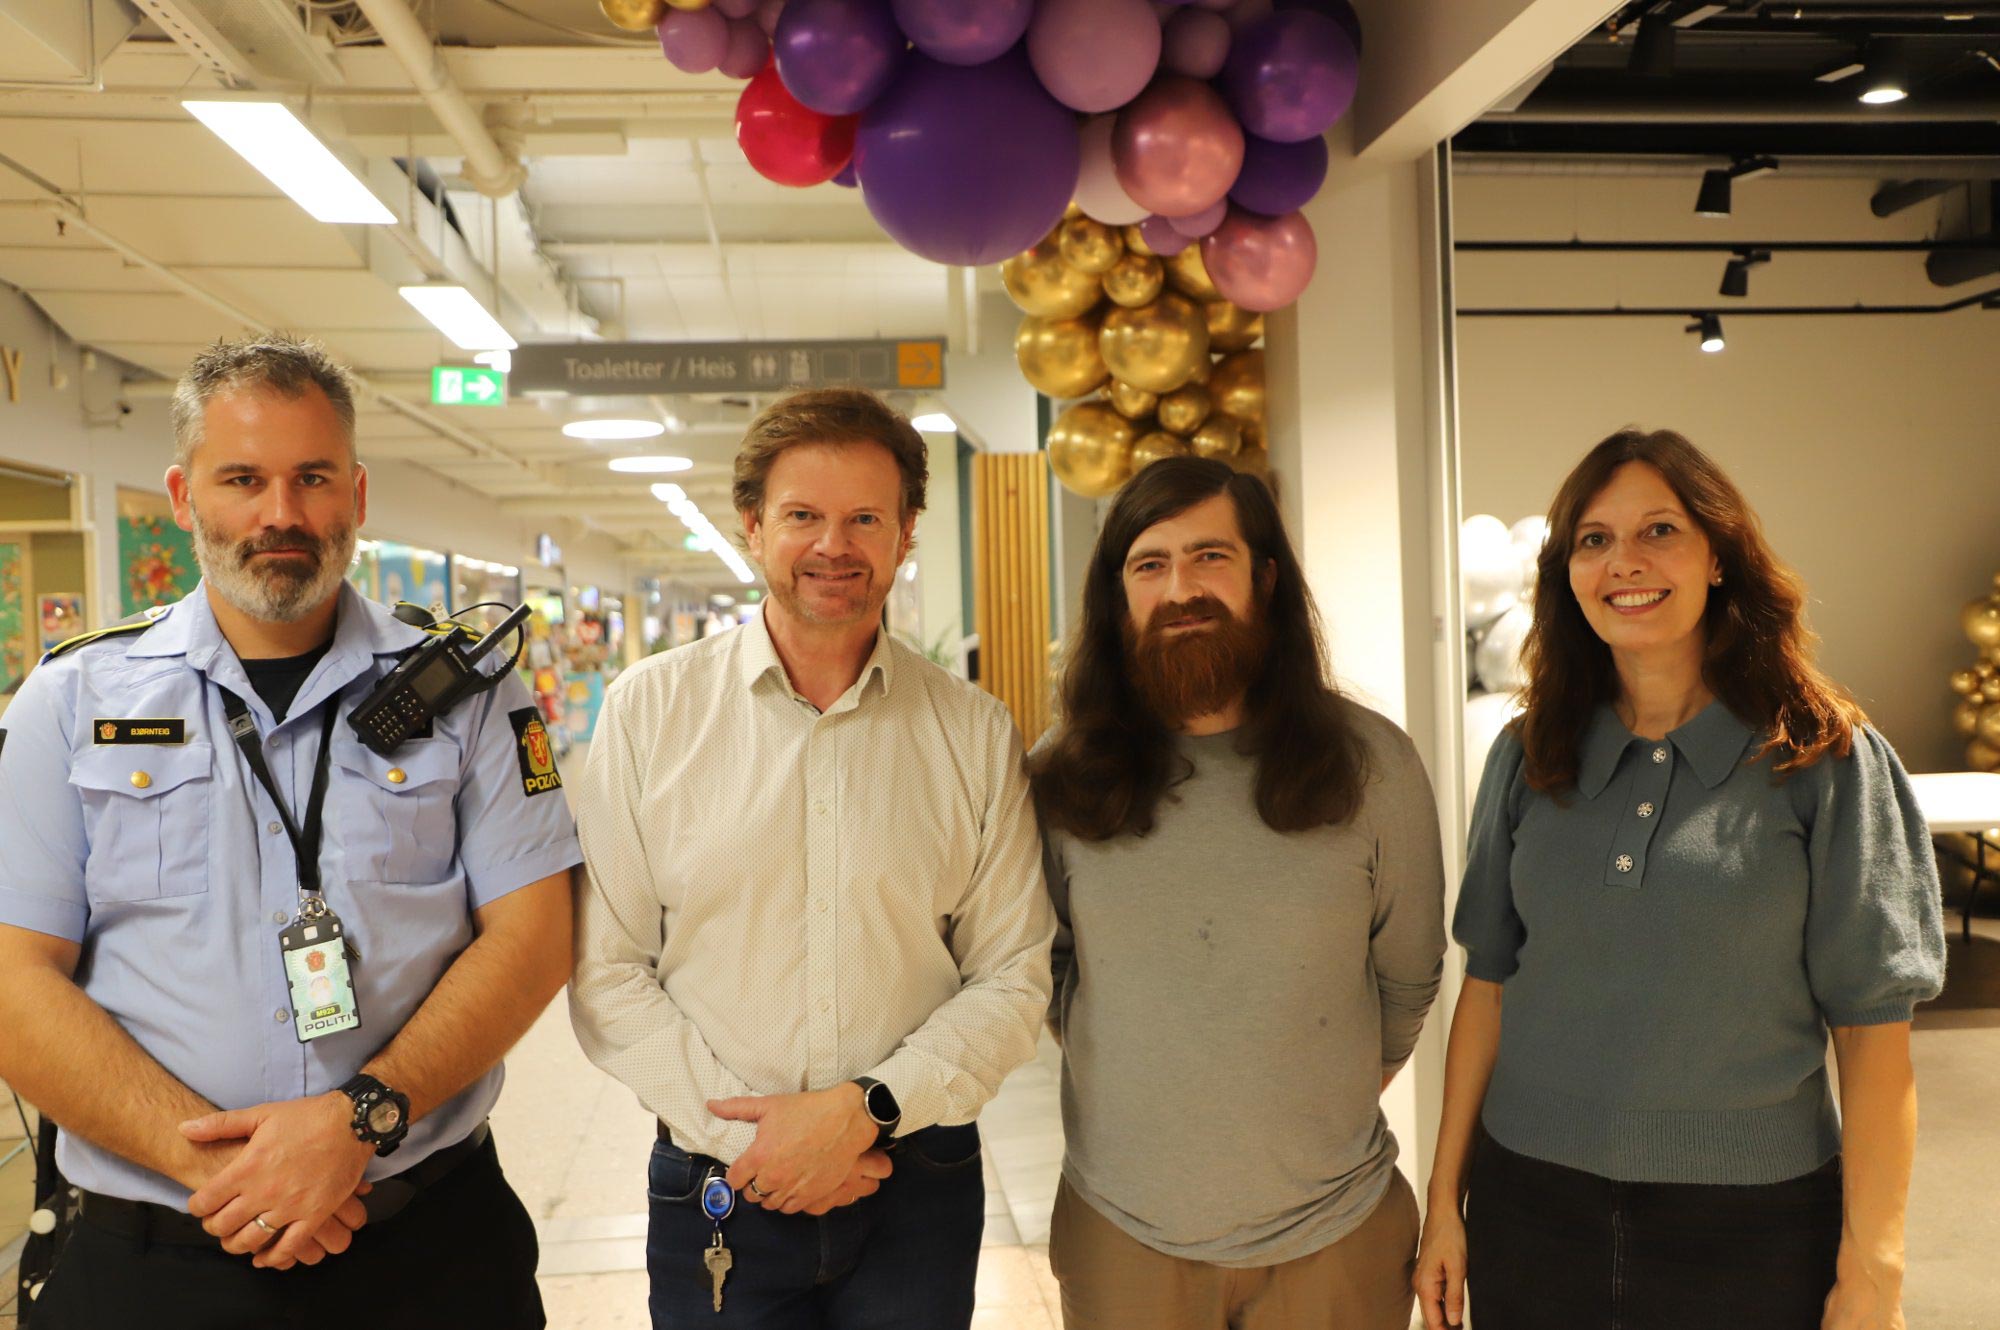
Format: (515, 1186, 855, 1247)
(1413, 430, 1945, 1330)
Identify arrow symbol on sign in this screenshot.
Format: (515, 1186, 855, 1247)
(467, 376, 498, 402)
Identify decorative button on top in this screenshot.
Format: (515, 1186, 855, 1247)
(130, 771, 151, 790)
(1637, 802, 1655, 818)
(1651, 746, 1668, 763)
(273, 1008, 289, 1023)
(272, 911, 289, 924)
(1615, 854, 1635, 873)
(268, 821, 283, 835)
(386, 768, 407, 785)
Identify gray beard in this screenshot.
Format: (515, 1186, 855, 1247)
(191, 508, 356, 624)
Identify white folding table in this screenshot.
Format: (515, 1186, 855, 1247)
(1909, 772, 2000, 942)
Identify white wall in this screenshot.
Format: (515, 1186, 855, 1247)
(1453, 175, 2000, 772)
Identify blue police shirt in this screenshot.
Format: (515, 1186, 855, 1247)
(0, 582, 583, 1205)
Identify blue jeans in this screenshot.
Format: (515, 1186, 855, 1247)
(645, 1123, 986, 1330)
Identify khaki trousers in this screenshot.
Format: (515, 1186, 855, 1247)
(1049, 1170, 1420, 1330)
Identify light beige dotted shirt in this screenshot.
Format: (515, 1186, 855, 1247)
(568, 612, 1056, 1164)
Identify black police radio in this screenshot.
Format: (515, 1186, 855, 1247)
(347, 602, 533, 755)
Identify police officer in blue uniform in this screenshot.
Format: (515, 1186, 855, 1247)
(0, 335, 582, 1327)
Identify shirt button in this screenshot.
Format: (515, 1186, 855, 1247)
(1651, 746, 1668, 764)
(1615, 854, 1635, 873)
(1637, 802, 1655, 818)
(268, 821, 283, 835)
(272, 910, 288, 924)
(820, 999, 832, 1013)
(273, 1008, 289, 1023)
(814, 801, 827, 815)
(816, 900, 829, 913)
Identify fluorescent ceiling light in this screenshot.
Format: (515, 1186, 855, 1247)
(183, 100, 394, 225)
(912, 412, 957, 432)
(398, 284, 517, 352)
(610, 455, 694, 474)
(474, 349, 513, 373)
(652, 482, 688, 503)
(566, 418, 666, 441)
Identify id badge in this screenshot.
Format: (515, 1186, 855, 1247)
(279, 907, 362, 1043)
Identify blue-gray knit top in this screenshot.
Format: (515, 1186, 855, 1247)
(1454, 700, 1946, 1185)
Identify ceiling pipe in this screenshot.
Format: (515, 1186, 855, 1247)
(1456, 154, 2000, 179)
(1495, 90, 2000, 122)
(347, 0, 527, 198)
(1458, 284, 2000, 316)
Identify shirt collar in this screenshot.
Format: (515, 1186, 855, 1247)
(1576, 698, 1756, 798)
(738, 610, 895, 706)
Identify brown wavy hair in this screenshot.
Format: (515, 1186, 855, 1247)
(1517, 428, 1864, 792)
(1028, 457, 1367, 839)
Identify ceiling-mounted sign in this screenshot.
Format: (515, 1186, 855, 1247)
(431, 365, 506, 406)
(509, 339, 948, 395)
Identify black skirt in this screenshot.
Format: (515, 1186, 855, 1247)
(1464, 1132, 1842, 1330)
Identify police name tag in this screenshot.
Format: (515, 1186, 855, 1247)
(280, 913, 362, 1043)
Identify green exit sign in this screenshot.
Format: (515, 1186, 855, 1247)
(431, 365, 506, 406)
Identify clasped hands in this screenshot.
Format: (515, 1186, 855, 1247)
(710, 1083, 893, 1216)
(177, 1092, 376, 1271)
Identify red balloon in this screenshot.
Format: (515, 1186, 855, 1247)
(735, 61, 856, 187)
(1201, 205, 1317, 311)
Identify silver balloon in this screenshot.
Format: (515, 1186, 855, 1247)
(1473, 604, 1532, 693)
(1461, 514, 1522, 630)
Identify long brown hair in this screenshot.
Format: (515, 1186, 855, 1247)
(1517, 428, 1864, 791)
(1029, 457, 1367, 839)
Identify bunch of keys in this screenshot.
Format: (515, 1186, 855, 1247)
(700, 1170, 735, 1313)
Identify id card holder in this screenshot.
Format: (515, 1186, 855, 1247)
(280, 903, 362, 1043)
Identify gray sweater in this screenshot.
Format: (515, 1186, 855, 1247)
(1455, 702, 1947, 1185)
(1043, 705, 1446, 1267)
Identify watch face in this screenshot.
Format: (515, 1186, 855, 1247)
(865, 1082, 899, 1124)
(367, 1100, 404, 1134)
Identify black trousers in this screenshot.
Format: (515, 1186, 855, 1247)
(32, 1133, 544, 1330)
(1464, 1133, 1842, 1330)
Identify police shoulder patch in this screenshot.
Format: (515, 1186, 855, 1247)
(509, 707, 563, 797)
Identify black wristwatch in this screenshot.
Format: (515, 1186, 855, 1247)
(337, 1073, 411, 1157)
(851, 1076, 901, 1148)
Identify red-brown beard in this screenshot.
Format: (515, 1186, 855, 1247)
(1122, 593, 1269, 728)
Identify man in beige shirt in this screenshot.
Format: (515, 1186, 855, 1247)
(570, 388, 1054, 1330)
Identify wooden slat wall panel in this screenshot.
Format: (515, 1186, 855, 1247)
(971, 452, 1052, 746)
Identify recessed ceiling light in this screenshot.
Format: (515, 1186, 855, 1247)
(912, 412, 957, 432)
(608, 455, 694, 473)
(1860, 85, 1908, 105)
(567, 419, 667, 441)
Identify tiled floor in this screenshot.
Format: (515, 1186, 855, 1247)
(492, 999, 1070, 1329)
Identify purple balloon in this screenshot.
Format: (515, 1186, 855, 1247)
(717, 16, 771, 78)
(1168, 199, 1227, 237)
(1221, 11, 1358, 142)
(756, 0, 785, 36)
(1028, 0, 1161, 113)
(1229, 132, 1328, 215)
(1276, 0, 1361, 54)
(1161, 8, 1230, 78)
(1139, 214, 1193, 255)
(774, 0, 903, 115)
(892, 0, 1033, 65)
(657, 7, 729, 73)
(855, 49, 1081, 266)
(831, 160, 859, 188)
(714, 0, 760, 16)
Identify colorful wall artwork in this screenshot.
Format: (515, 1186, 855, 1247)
(118, 511, 197, 617)
(0, 540, 26, 692)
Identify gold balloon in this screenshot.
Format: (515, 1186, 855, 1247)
(1970, 738, 2000, 771)
(1047, 402, 1137, 499)
(1059, 215, 1124, 276)
(1955, 699, 1985, 737)
(1123, 225, 1155, 258)
(1001, 239, 1102, 320)
(1186, 352, 1211, 384)
(1099, 293, 1211, 394)
(1208, 348, 1266, 426)
(1964, 597, 2000, 650)
(1953, 667, 1983, 696)
(1106, 379, 1158, 420)
(1131, 431, 1192, 471)
(1205, 300, 1265, 352)
(1978, 703, 2000, 748)
(1065, 202, 1083, 219)
(1164, 243, 1220, 301)
(1189, 414, 1243, 461)
(1101, 253, 1165, 309)
(1157, 383, 1211, 436)
(662, 0, 711, 7)
(1015, 311, 1108, 400)
(1985, 675, 2000, 704)
(1230, 444, 1270, 476)
(599, 0, 667, 28)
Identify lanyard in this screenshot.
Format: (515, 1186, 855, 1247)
(219, 689, 340, 899)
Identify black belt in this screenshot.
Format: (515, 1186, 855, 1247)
(79, 1121, 493, 1247)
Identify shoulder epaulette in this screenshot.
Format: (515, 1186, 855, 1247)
(39, 614, 159, 664)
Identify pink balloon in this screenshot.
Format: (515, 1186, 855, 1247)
(757, 0, 786, 36)
(1162, 8, 1231, 78)
(718, 16, 771, 77)
(658, 6, 729, 73)
(1028, 0, 1161, 113)
(715, 0, 760, 14)
(1139, 214, 1193, 255)
(1074, 113, 1149, 225)
(1168, 199, 1227, 237)
(1201, 205, 1317, 311)
(1111, 75, 1245, 218)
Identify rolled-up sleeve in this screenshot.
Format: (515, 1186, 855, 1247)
(1802, 725, 1947, 1027)
(0, 662, 89, 942)
(1368, 728, 1446, 1072)
(1453, 727, 1529, 984)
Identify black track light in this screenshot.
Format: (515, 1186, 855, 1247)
(1629, 12, 1675, 77)
(1687, 313, 1725, 353)
(1694, 156, 1778, 218)
(1718, 250, 1771, 298)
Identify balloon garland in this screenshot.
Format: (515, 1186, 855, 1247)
(1950, 570, 2000, 773)
(601, 0, 1361, 495)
